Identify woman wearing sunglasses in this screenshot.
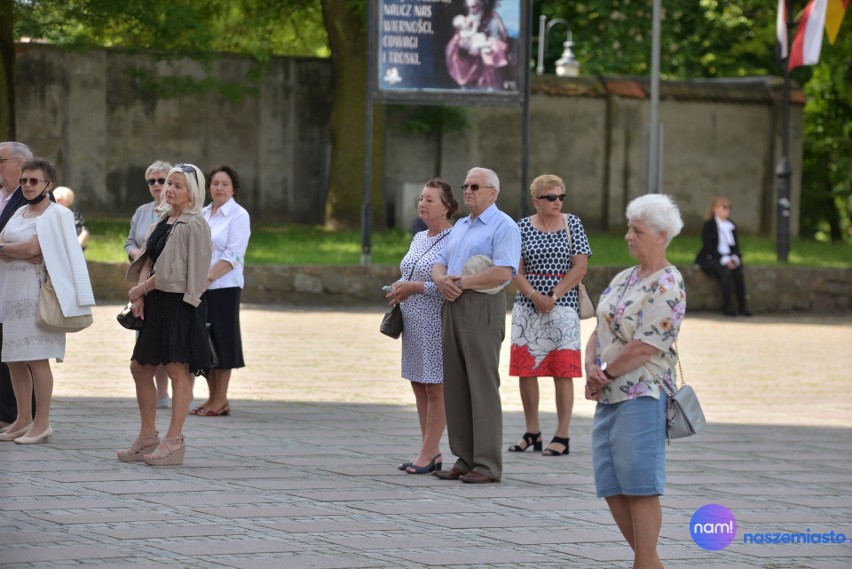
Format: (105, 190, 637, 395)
(126, 161, 173, 409)
(119, 163, 212, 466)
(0, 157, 95, 444)
(507, 174, 592, 457)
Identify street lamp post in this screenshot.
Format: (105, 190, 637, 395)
(536, 16, 579, 77)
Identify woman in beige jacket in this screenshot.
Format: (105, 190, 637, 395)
(118, 163, 212, 466)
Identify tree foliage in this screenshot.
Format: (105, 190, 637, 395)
(799, 29, 852, 241)
(13, 0, 328, 58)
(537, 0, 850, 241)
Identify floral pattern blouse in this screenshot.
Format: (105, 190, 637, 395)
(594, 266, 686, 404)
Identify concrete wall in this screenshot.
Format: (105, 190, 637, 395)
(14, 45, 802, 235)
(385, 79, 803, 237)
(90, 262, 850, 314)
(15, 44, 333, 223)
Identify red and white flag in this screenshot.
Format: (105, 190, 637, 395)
(788, 0, 829, 69)
(777, 0, 789, 61)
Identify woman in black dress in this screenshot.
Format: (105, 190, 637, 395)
(117, 163, 212, 466)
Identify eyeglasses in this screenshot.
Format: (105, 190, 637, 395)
(175, 163, 198, 185)
(720, 205, 731, 209)
(461, 183, 494, 192)
(19, 177, 48, 187)
(147, 177, 166, 186)
(537, 193, 566, 202)
(0, 157, 10, 162)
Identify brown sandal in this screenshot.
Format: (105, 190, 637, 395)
(117, 432, 160, 463)
(144, 435, 185, 466)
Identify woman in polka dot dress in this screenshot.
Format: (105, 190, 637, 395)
(385, 179, 458, 474)
(508, 174, 592, 456)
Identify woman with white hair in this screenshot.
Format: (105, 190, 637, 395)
(118, 163, 212, 466)
(584, 194, 686, 569)
(126, 160, 173, 409)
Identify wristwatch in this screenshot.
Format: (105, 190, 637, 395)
(600, 361, 615, 380)
(0, 243, 4, 256)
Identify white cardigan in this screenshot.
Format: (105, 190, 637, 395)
(32, 204, 95, 316)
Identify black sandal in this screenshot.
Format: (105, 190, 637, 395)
(508, 432, 542, 452)
(542, 436, 570, 456)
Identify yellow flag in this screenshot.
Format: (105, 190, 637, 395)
(825, 0, 848, 44)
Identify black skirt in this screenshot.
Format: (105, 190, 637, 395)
(204, 287, 245, 370)
(131, 290, 210, 377)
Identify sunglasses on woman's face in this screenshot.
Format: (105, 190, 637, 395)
(147, 177, 166, 186)
(19, 177, 48, 187)
(538, 193, 566, 202)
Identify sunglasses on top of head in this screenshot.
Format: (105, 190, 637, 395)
(146, 177, 166, 186)
(174, 163, 198, 184)
(538, 193, 566, 202)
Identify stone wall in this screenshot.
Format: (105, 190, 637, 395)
(92, 263, 850, 314)
(15, 45, 803, 235)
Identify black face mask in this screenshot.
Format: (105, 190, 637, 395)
(25, 190, 49, 205)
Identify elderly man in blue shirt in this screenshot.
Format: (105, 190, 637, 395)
(431, 167, 521, 484)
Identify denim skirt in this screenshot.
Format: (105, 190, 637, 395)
(592, 393, 668, 498)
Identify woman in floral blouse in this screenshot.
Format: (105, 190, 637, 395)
(584, 194, 686, 569)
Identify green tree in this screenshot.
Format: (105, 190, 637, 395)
(320, 0, 385, 230)
(799, 29, 852, 241)
(536, 0, 850, 241)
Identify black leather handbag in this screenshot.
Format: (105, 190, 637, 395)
(116, 302, 144, 330)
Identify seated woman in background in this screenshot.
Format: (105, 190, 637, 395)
(694, 197, 751, 316)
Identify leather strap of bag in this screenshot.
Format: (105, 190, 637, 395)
(643, 339, 686, 396)
(561, 213, 587, 296)
(404, 231, 448, 281)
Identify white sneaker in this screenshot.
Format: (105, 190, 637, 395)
(156, 395, 171, 409)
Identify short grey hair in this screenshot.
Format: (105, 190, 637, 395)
(626, 194, 684, 245)
(467, 167, 500, 195)
(157, 163, 206, 217)
(0, 141, 33, 161)
(145, 160, 173, 180)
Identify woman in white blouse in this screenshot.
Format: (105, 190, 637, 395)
(694, 197, 751, 316)
(192, 165, 251, 417)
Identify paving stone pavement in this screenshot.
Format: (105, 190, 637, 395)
(1, 303, 851, 568)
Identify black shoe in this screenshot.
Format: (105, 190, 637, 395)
(542, 436, 570, 456)
(741, 310, 753, 316)
(723, 309, 736, 317)
(406, 454, 442, 474)
(508, 431, 542, 452)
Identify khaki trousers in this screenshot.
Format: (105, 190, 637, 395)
(441, 291, 506, 480)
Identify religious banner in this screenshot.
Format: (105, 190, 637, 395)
(373, 0, 526, 105)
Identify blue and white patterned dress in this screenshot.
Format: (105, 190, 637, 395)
(399, 229, 451, 384)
